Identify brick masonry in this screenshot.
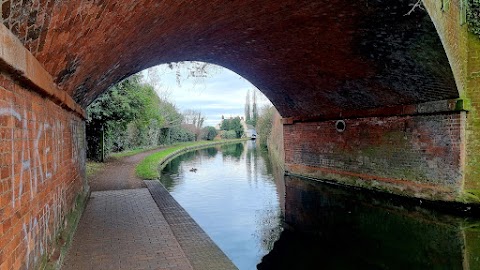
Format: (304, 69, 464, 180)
(0, 72, 86, 270)
(284, 110, 466, 201)
(0, 1, 480, 269)
(144, 180, 238, 270)
(0, 0, 459, 119)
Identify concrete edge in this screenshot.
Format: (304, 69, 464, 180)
(144, 180, 238, 270)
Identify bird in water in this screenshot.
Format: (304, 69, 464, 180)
(189, 168, 197, 173)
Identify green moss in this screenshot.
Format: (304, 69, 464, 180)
(468, 0, 480, 37)
(459, 94, 472, 110)
(466, 189, 480, 197)
(465, 229, 480, 269)
(86, 161, 104, 178)
(455, 99, 465, 111)
(457, 190, 480, 203)
(39, 191, 89, 270)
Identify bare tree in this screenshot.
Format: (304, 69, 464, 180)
(183, 109, 205, 141)
(404, 0, 424, 16)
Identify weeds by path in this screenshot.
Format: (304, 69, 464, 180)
(110, 146, 163, 159)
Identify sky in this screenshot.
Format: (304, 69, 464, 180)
(141, 62, 272, 127)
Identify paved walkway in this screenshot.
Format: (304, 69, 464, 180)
(62, 188, 194, 270)
(89, 148, 164, 191)
(62, 150, 237, 270)
(145, 181, 237, 270)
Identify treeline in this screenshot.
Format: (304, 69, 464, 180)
(86, 75, 215, 161)
(255, 106, 275, 147)
(220, 117, 244, 139)
(255, 105, 284, 165)
(244, 89, 258, 126)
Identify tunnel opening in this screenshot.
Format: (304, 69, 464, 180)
(1, 2, 475, 269)
(84, 61, 281, 163)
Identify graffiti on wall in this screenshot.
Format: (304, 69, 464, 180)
(0, 103, 84, 269)
(22, 184, 66, 267)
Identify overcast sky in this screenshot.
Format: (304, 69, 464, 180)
(141, 63, 272, 127)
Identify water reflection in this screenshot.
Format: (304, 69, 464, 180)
(221, 143, 244, 160)
(258, 176, 480, 270)
(158, 141, 480, 270)
(159, 141, 283, 270)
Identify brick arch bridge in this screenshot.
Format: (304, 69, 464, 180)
(1, 1, 480, 269)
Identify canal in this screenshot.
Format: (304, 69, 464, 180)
(159, 141, 480, 270)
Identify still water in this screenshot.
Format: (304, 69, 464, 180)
(159, 141, 283, 270)
(160, 141, 480, 270)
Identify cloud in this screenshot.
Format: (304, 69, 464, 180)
(142, 62, 272, 127)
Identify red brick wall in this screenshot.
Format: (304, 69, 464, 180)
(0, 0, 458, 121)
(0, 74, 86, 270)
(284, 112, 465, 201)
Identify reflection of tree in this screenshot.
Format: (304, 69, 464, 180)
(259, 148, 273, 174)
(245, 140, 260, 179)
(254, 207, 283, 253)
(159, 173, 176, 190)
(221, 143, 244, 160)
(257, 147, 286, 214)
(245, 141, 253, 184)
(162, 151, 197, 173)
(159, 150, 198, 189)
(200, 147, 218, 158)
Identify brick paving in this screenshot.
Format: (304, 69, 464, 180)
(145, 181, 237, 270)
(62, 189, 194, 270)
(62, 150, 238, 270)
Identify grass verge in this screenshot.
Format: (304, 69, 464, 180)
(136, 139, 247, 179)
(110, 146, 163, 159)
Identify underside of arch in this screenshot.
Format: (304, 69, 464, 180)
(1, 0, 458, 119)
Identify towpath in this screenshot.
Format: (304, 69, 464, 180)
(62, 149, 237, 270)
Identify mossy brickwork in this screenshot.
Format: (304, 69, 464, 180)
(284, 105, 466, 202)
(464, 33, 480, 193)
(282, 1, 480, 203)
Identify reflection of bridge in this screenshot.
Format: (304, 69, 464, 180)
(1, 1, 480, 269)
(260, 175, 480, 269)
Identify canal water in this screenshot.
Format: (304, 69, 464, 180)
(159, 141, 480, 270)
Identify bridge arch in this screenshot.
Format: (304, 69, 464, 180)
(1, 0, 459, 119)
(1, 2, 478, 269)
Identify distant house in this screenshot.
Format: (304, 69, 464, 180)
(245, 124, 257, 139)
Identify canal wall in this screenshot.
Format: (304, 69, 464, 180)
(283, 100, 469, 203)
(0, 24, 87, 270)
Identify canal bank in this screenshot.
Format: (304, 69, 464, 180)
(145, 181, 237, 270)
(157, 141, 284, 269)
(136, 139, 248, 180)
(62, 184, 236, 270)
(62, 143, 239, 270)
